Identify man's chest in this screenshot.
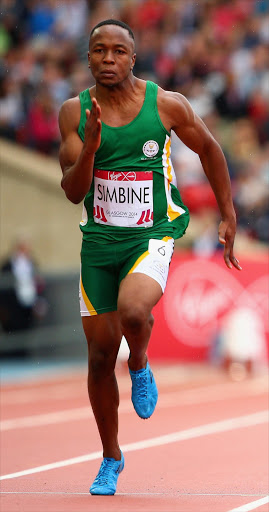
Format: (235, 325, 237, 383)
(100, 100, 144, 127)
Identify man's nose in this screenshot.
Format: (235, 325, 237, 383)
(103, 50, 115, 63)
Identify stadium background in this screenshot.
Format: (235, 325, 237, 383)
(0, 0, 268, 364)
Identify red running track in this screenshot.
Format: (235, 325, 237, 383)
(0, 363, 268, 512)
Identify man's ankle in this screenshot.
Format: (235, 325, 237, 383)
(128, 354, 147, 372)
(103, 448, 121, 460)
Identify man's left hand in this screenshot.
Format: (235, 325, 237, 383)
(218, 219, 242, 271)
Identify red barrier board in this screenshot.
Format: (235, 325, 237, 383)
(148, 251, 269, 361)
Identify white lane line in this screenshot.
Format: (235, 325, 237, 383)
(0, 492, 266, 497)
(0, 410, 267, 481)
(0, 400, 136, 430)
(1, 406, 94, 430)
(2, 373, 267, 405)
(1, 378, 268, 431)
(1, 383, 86, 405)
(0, 367, 179, 404)
(226, 495, 269, 512)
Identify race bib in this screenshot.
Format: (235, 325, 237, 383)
(93, 169, 153, 227)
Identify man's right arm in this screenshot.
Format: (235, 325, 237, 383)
(58, 97, 101, 204)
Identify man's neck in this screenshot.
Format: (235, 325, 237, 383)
(94, 75, 139, 106)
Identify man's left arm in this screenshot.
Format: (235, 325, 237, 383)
(166, 92, 242, 271)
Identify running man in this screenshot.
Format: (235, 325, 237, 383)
(58, 19, 242, 496)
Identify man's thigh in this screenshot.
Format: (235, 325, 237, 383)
(118, 236, 174, 313)
(80, 242, 119, 316)
(119, 237, 174, 294)
(80, 236, 174, 317)
(82, 311, 122, 352)
(118, 272, 163, 316)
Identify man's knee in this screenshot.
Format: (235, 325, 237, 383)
(118, 303, 153, 335)
(88, 347, 117, 380)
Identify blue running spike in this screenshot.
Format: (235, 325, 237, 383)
(90, 451, 124, 495)
(129, 362, 158, 419)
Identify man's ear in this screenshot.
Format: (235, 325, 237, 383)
(88, 51, 91, 68)
(131, 53, 136, 70)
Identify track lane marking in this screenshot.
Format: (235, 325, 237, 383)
(1, 406, 94, 430)
(226, 495, 269, 512)
(2, 373, 267, 405)
(0, 492, 266, 497)
(1, 383, 86, 405)
(0, 410, 267, 481)
(1, 379, 268, 431)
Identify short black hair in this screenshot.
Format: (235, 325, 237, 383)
(90, 19, 135, 43)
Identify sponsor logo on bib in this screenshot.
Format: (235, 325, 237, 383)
(143, 140, 159, 158)
(109, 171, 136, 181)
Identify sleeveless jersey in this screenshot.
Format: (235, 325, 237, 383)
(78, 80, 189, 243)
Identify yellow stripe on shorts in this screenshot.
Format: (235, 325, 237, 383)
(128, 238, 172, 275)
(128, 250, 149, 274)
(80, 276, 97, 315)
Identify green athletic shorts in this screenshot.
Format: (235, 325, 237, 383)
(79, 236, 175, 316)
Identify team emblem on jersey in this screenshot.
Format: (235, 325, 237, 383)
(143, 140, 159, 158)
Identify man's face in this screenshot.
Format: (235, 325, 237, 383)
(88, 25, 136, 87)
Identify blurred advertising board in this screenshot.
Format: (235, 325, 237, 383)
(149, 251, 268, 361)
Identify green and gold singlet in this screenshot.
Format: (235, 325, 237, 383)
(78, 80, 189, 243)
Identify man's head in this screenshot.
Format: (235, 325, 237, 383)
(88, 19, 136, 87)
(90, 19, 135, 48)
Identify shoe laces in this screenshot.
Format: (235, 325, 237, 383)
(95, 458, 116, 485)
(133, 371, 148, 401)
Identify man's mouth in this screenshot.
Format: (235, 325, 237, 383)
(101, 70, 116, 77)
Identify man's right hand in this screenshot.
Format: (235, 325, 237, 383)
(59, 95, 101, 204)
(84, 98, 102, 155)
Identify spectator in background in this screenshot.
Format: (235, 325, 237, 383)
(0, 75, 24, 140)
(0, 237, 47, 332)
(27, 0, 57, 42)
(192, 208, 222, 258)
(53, 0, 88, 41)
(41, 59, 71, 109)
(215, 307, 267, 380)
(27, 85, 60, 154)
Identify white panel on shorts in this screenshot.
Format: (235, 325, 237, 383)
(130, 238, 174, 293)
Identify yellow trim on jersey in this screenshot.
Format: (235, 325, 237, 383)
(167, 203, 181, 221)
(80, 276, 97, 315)
(165, 137, 173, 189)
(164, 136, 185, 222)
(128, 250, 149, 274)
(162, 236, 172, 242)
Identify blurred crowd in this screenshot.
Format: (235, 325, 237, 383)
(0, 0, 268, 243)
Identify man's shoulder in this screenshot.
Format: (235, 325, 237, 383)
(59, 95, 82, 133)
(135, 78, 188, 112)
(59, 95, 81, 116)
(157, 87, 188, 110)
(157, 88, 192, 129)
